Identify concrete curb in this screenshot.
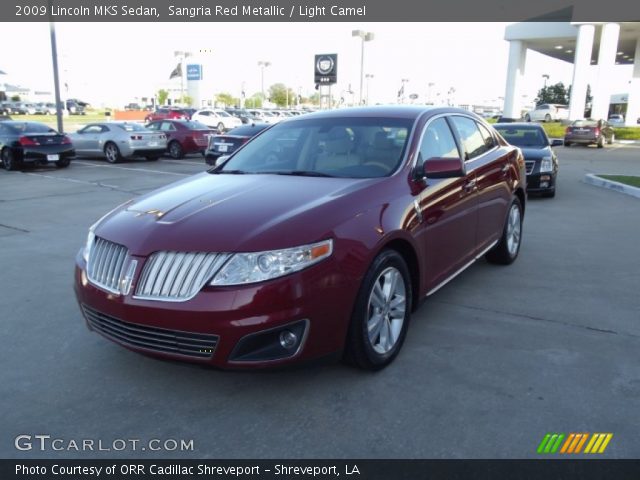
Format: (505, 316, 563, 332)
(584, 174, 640, 199)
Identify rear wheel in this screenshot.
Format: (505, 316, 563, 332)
(486, 196, 523, 265)
(597, 136, 605, 148)
(55, 158, 71, 168)
(607, 133, 615, 145)
(345, 250, 412, 370)
(544, 114, 551, 122)
(1, 148, 20, 171)
(104, 142, 122, 163)
(168, 140, 184, 159)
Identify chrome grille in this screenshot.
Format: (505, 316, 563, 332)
(87, 237, 129, 294)
(525, 161, 535, 175)
(135, 251, 230, 301)
(81, 305, 218, 359)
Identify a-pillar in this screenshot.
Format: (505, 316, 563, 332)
(625, 37, 640, 127)
(569, 24, 595, 121)
(591, 23, 620, 120)
(503, 40, 527, 119)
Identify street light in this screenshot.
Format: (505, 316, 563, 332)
(258, 60, 271, 104)
(365, 73, 374, 105)
(542, 74, 549, 88)
(352, 30, 374, 105)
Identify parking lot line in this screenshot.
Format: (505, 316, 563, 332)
(25, 172, 120, 189)
(73, 161, 190, 176)
(161, 159, 206, 166)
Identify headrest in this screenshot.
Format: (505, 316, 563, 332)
(325, 129, 351, 154)
(373, 131, 393, 150)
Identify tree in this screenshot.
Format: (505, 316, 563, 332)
(246, 94, 263, 108)
(179, 95, 193, 106)
(215, 92, 238, 107)
(534, 82, 569, 105)
(268, 83, 296, 107)
(10, 95, 21, 102)
(157, 89, 169, 106)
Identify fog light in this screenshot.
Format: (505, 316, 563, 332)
(540, 181, 549, 188)
(279, 330, 298, 349)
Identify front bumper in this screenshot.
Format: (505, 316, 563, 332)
(74, 251, 355, 368)
(526, 172, 556, 193)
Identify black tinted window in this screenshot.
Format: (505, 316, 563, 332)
(495, 126, 547, 148)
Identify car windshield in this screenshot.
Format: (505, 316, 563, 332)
(495, 126, 548, 147)
(226, 124, 269, 136)
(115, 123, 147, 132)
(216, 117, 413, 178)
(572, 120, 597, 127)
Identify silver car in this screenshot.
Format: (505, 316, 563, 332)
(69, 122, 167, 163)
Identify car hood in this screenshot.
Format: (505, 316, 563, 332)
(95, 172, 383, 256)
(519, 146, 551, 161)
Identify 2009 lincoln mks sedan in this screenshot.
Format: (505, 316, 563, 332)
(74, 107, 526, 370)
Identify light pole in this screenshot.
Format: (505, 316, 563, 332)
(399, 78, 409, 104)
(352, 30, 374, 105)
(174, 50, 191, 104)
(258, 61, 271, 105)
(365, 74, 374, 105)
(542, 74, 549, 88)
(427, 82, 435, 104)
(49, 16, 64, 133)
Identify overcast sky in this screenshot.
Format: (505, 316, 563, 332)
(1, 22, 632, 108)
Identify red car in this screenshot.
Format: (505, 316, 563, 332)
(144, 107, 190, 123)
(74, 107, 526, 370)
(145, 119, 214, 159)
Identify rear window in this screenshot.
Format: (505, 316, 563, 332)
(182, 121, 210, 130)
(227, 124, 270, 136)
(9, 123, 57, 134)
(495, 126, 547, 148)
(114, 123, 147, 132)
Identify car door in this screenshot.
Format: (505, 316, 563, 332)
(74, 124, 104, 154)
(451, 116, 511, 253)
(415, 116, 479, 292)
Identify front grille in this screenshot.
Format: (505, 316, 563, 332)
(135, 251, 230, 301)
(82, 305, 218, 359)
(525, 161, 535, 175)
(87, 237, 129, 294)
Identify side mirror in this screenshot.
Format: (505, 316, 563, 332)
(423, 158, 465, 179)
(551, 139, 563, 147)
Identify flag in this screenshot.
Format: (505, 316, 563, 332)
(169, 63, 182, 79)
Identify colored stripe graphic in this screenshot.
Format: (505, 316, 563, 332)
(540, 433, 613, 454)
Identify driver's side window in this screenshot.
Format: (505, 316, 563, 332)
(418, 118, 461, 169)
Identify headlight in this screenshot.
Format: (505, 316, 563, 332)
(540, 156, 553, 173)
(210, 239, 333, 286)
(82, 227, 96, 263)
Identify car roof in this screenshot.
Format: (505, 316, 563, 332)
(295, 105, 464, 121)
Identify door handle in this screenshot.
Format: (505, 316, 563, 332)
(463, 179, 477, 192)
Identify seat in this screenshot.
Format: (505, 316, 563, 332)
(364, 132, 401, 172)
(522, 131, 540, 145)
(315, 129, 360, 171)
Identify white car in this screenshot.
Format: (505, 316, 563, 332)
(608, 114, 625, 126)
(524, 104, 569, 123)
(191, 109, 242, 132)
(246, 109, 279, 124)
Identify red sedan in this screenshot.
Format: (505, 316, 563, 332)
(144, 107, 190, 123)
(75, 107, 526, 370)
(145, 120, 214, 159)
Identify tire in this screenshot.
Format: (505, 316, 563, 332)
(544, 114, 551, 122)
(217, 122, 225, 133)
(607, 133, 615, 145)
(597, 136, 605, 149)
(525, 114, 531, 122)
(1, 148, 20, 171)
(104, 142, 122, 163)
(55, 158, 71, 168)
(168, 140, 184, 159)
(486, 196, 523, 265)
(564, 141, 571, 147)
(345, 249, 412, 371)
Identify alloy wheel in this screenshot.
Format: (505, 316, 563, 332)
(506, 203, 521, 257)
(367, 267, 407, 355)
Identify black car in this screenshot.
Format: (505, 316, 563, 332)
(205, 123, 270, 166)
(0, 121, 75, 170)
(494, 122, 562, 198)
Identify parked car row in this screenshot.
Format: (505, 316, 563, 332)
(0, 100, 87, 116)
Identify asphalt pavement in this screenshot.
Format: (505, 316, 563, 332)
(1, 144, 639, 459)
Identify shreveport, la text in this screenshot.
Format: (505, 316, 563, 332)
(16, 464, 360, 476)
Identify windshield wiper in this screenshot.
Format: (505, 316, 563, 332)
(268, 170, 336, 178)
(213, 169, 247, 174)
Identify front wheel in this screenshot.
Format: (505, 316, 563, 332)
(597, 136, 605, 148)
(345, 250, 412, 370)
(168, 140, 184, 159)
(607, 133, 615, 145)
(55, 158, 71, 168)
(486, 196, 523, 265)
